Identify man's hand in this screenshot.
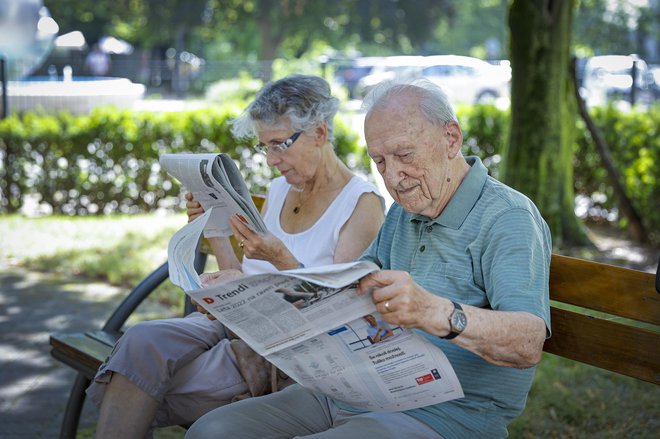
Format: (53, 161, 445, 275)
(185, 192, 205, 222)
(357, 270, 447, 333)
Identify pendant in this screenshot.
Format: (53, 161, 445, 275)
(293, 206, 300, 214)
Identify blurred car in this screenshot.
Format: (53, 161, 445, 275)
(334, 56, 385, 99)
(420, 55, 511, 106)
(581, 55, 656, 107)
(352, 55, 426, 99)
(649, 65, 660, 100)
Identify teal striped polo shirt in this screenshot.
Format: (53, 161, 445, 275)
(354, 156, 552, 438)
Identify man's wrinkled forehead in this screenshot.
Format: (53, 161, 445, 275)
(366, 90, 420, 120)
(365, 96, 428, 145)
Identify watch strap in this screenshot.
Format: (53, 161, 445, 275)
(440, 300, 464, 340)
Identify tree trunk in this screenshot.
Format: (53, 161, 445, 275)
(173, 27, 187, 98)
(505, 0, 588, 247)
(258, 16, 280, 82)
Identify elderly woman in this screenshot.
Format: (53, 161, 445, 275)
(88, 75, 385, 438)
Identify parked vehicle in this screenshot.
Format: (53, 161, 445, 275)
(649, 65, 660, 100)
(581, 55, 656, 107)
(420, 55, 511, 105)
(352, 55, 425, 99)
(349, 54, 511, 106)
(334, 56, 385, 99)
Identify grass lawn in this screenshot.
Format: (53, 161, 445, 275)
(1, 214, 657, 437)
(0, 212, 201, 312)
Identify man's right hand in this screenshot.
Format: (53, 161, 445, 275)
(185, 192, 205, 222)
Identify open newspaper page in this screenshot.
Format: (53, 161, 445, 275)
(159, 153, 266, 237)
(169, 209, 464, 411)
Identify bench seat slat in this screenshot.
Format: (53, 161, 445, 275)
(543, 306, 660, 385)
(549, 254, 658, 325)
(50, 331, 118, 378)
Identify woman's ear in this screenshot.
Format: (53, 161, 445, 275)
(314, 122, 329, 146)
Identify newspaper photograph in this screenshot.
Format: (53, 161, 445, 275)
(160, 153, 266, 237)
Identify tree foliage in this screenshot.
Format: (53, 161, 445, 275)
(573, 0, 652, 57)
(43, 0, 131, 45)
(43, 0, 652, 64)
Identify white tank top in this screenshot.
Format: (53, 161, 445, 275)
(241, 176, 383, 275)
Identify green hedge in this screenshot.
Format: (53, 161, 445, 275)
(1, 104, 657, 242)
(0, 106, 367, 215)
(573, 105, 660, 242)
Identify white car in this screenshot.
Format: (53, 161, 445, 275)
(420, 55, 511, 106)
(581, 55, 656, 107)
(353, 56, 426, 98)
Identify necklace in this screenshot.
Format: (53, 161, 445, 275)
(293, 190, 311, 214)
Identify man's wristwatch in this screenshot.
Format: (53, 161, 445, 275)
(440, 300, 467, 340)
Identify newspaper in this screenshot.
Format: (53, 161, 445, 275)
(159, 153, 267, 237)
(167, 209, 464, 411)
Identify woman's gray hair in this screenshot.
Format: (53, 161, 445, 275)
(361, 78, 458, 125)
(231, 74, 340, 142)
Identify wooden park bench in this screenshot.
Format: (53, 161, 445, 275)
(49, 218, 659, 438)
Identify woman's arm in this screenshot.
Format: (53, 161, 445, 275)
(207, 237, 242, 270)
(334, 192, 385, 263)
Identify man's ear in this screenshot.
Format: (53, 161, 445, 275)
(446, 121, 463, 159)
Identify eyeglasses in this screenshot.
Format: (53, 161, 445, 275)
(254, 131, 303, 155)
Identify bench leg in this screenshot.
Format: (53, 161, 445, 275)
(59, 373, 90, 439)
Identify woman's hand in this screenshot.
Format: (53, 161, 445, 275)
(229, 214, 299, 270)
(190, 298, 217, 321)
(194, 269, 246, 321)
(185, 192, 205, 222)
(200, 269, 245, 287)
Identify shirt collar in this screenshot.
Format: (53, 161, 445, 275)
(410, 156, 488, 229)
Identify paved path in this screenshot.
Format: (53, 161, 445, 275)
(0, 263, 181, 439)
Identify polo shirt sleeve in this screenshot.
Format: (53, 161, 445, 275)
(481, 208, 552, 336)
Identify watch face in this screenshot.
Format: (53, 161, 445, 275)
(451, 309, 468, 333)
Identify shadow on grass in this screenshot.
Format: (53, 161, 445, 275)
(510, 353, 660, 438)
(21, 228, 185, 309)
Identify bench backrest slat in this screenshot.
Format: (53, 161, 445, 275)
(549, 254, 659, 325)
(545, 254, 659, 385)
(544, 307, 660, 384)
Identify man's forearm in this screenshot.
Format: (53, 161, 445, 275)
(451, 306, 546, 368)
(421, 296, 546, 369)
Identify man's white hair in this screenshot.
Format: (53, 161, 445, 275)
(361, 78, 458, 125)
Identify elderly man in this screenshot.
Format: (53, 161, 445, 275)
(186, 80, 552, 439)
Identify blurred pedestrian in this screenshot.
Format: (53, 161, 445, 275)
(84, 43, 110, 76)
